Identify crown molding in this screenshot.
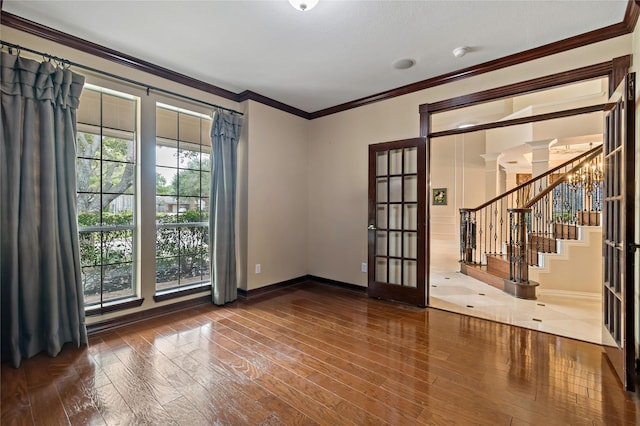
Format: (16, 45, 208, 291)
(0, 11, 312, 119)
(237, 90, 311, 119)
(2, 0, 638, 120)
(311, 0, 639, 119)
(0, 11, 239, 101)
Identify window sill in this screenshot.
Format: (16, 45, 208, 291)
(85, 297, 144, 316)
(153, 283, 211, 302)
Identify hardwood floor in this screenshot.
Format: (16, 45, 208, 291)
(2, 280, 639, 425)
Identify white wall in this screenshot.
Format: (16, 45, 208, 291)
(486, 109, 533, 154)
(246, 101, 309, 290)
(431, 132, 486, 241)
(307, 96, 419, 284)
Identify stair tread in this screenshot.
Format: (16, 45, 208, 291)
(485, 253, 508, 260)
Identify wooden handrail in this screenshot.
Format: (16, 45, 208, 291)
(460, 144, 603, 213)
(524, 145, 603, 207)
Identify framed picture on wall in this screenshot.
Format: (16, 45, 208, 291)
(432, 188, 447, 205)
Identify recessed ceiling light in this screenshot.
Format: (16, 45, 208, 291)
(393, 58, 416, 70)
(453, 46, 469, 58)
(457, 122, 476, 129)
(289, 0, 319, 11)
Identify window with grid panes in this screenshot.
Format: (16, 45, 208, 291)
(155, 104, 212, 291)
(76, 84, 138, 307)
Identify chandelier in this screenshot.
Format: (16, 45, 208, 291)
(567, 157, 603, 196)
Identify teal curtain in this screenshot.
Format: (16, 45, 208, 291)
(1, 52, 87, 367)
(209, 109, 243, 305)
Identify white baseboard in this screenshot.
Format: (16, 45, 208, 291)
(537, 289, 601, 300)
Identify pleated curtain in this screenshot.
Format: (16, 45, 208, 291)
(1, 52, 87, 367)
(209, 109, 243, 305)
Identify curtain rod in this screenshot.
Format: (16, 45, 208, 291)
(0, 40, 244, 116)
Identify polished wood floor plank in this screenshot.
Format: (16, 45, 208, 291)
(256, 394, 319, 426)
(253, 371, 349, 426)
(2, 281, 639, 425)
(241, 299, 440, 385)
(54, 369, 106, 426)
(91, 382, 136, 425)
(230, 308, 389, 386)
(1, 364, 34, 425)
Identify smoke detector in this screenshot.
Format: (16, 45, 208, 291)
(453, 47, 469, 58)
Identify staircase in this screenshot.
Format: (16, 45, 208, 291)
(528, 225, 602, 296)
(459, 145, 603, 299)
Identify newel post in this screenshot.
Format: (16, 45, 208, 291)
(459, 209, 475, 264)
(504, 208, 539, 299)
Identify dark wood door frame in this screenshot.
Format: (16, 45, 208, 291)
(418, 56, 634, 387)
(419, 56, 630, 122)
(602, 73, 636, 391)
(367, 138, 427, 307)
(419, 57, 630, 287)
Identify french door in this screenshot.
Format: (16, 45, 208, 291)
(367, 138, 427, 306)
(602, 73, 636, 391)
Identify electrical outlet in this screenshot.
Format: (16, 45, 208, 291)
(361, 262, 367, 273)
(255, 264, 261, 274)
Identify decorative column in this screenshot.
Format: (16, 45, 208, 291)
(480, 152, 503, 200)
(504, 169, 518, 191)
(499, 166, 507, 195)
(526, 139, 557, 177)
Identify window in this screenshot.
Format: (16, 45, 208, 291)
(155, 104, 212, 292)
(76, 85, 138, 307)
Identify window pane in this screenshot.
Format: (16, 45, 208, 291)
(103, 195, 134, 224)
(201, 151, 211, 166)
(157, 108, 178, 140)
(377, 151, 388, 176)
(157, 207, 178, 224)
(77, 158, 101, 192)
(180, 226, 206, 255)
(102, 160, 134, 195)
(156, 256, 180, 290)
(77, 195, 101, 223)
(156, 227, 179, 257)
(156, 166, 177, 197)
(389, 149, 402, 175)
(102, 263, 134, 301)
(156, 144, 178, 168)
(178, 197, 204, 221)
(180, 254, 209, 285)
(102, 93, 136, 133)
(102, 230, 133, 264)
(77, 133, 101, 159)
(178, 178, 202, 197)
(179, 113, 201, 144)
(179, 143, 201, 170)
(103, 137, 135, 162)
(76, 85, 138, 308)
(82, 266, 101, 305)
(79, 231, 101, 267)
(156, 104, 212, 292)
(201, 171, 211, 191)
(200, 197, 210, 221)
(77, 90, 101, 127)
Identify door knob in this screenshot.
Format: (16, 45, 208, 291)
(367, 224, 376, 230)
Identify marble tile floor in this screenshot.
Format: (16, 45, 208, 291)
(428, 240, 612, 346)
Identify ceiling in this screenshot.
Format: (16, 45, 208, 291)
(1, 1, 630, 114)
